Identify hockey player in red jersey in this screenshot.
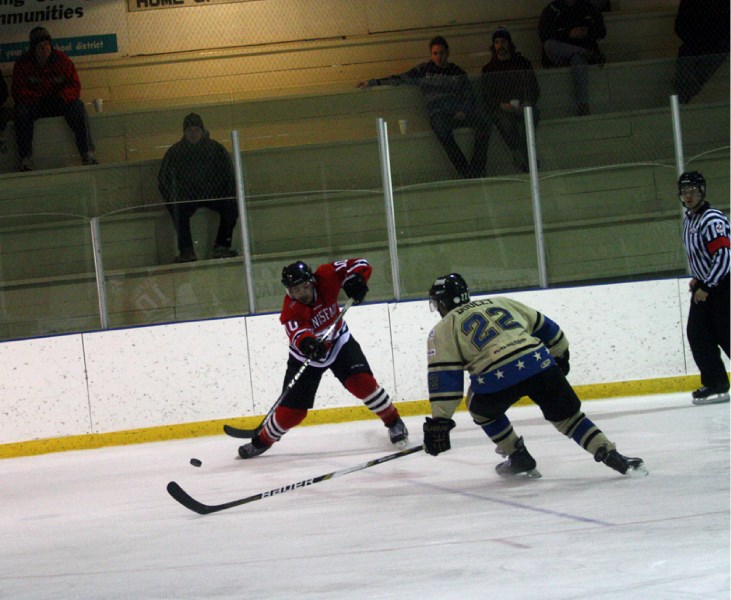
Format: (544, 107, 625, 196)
(238, 258, 409, 458)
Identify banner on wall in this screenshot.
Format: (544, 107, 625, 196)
(128, 0, 262, 12)
(0, 0, 127, 64)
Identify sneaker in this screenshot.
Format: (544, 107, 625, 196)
(595, 446, 647, 477)
(495, 437, 542, 478)
(238, 436, 271, 459)
(19, 157, 33, 172)
(387, 417, 409, 449)
(173, 248, 197, 263)
(82, 152, 99, 166)
(212, 246, 238, 259)
(692, 385, 730, 406)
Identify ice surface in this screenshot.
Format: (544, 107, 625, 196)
(1, 393, 728, 600)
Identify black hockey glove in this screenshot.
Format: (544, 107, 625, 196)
(342, 273, 368, 304)
(423, 417, 456, 456)
(555, 349, 570, 376)
(300, 337, 327, 361)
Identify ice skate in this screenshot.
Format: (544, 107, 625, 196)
(595, 447, 647, 477)
(238, 436, 271, 460)
(387, 417, 409, 449)
(691, 386, 730, 406)
(495, 437, 542, 479)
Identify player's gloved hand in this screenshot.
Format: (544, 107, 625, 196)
(423, 417, 456, 456)
(300, 336, 327, 361)
(342, 273, 368, 304)
(555, 349, 570, 376)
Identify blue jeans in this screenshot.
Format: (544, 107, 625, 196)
(543, 39, 591, 106)
(429, 110, 491, 178)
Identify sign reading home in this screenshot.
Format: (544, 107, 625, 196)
(129, 0, 262, 11)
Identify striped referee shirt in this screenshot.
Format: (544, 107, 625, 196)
(683, 202, 730, 290)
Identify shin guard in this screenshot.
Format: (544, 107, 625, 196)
(345, 373, 398, 425)
(551, 411, 614, 456)
(260, 406, 308, 445)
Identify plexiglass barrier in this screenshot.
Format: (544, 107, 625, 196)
(0, 58, 727, 342)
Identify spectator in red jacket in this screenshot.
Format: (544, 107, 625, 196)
(11, 27, 97, 171)
(0, 75, 9, 153)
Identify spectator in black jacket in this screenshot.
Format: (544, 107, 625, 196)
(0, 75, 10, 153)
(539, 0, 606, 116)
(481, 27, 540, 172)
(357, 36, 490, 179)
(158, 113, 239, 263)
(673, 0, 730, 104)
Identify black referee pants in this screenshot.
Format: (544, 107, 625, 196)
(687, 275, 730, 390)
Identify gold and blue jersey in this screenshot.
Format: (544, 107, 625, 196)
(427, 297, 569, 417)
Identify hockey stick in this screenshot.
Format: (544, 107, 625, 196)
(223, 297, 356, 439)
(167, 444, 424, 515)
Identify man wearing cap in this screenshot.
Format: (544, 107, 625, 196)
(11, 27, 97, 171)
(481, 27, 541, 173)
(158, 113, 239, 263)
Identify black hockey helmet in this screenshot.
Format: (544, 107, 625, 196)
(429, 273, 470, 315)
(281, 261, 314, 288)
(678, 171, 706, 202)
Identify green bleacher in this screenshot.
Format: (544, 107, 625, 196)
(0, 2, 728, 341)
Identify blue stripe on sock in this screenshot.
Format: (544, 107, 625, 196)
(482, 414, 511, 437)
(571, 416, 596, 445)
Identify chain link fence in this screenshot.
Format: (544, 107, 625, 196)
(0, 0, 728, 339)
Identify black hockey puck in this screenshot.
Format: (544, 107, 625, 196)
(190, 458, 202, 467)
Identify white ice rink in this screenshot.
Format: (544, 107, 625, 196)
(2, 393, 729, 600)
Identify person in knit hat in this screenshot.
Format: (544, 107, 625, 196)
(11, 27, 97, 171)
(158, 113, 239, 263)
(481, 26, 541, 173)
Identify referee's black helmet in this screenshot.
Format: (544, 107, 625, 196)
(678, 171, 706, 202)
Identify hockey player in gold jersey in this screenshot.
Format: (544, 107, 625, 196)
(422, 273, 647, 478)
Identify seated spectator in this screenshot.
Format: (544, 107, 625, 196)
(673, 0, 730, 104)
(0, 75, 9, 153)
(357, 36, 490, 179)
(158, 113, 239, 263)
(539, 0, 606, 116)
(481, 27, 541, 173)
(11, 27, 97, 171)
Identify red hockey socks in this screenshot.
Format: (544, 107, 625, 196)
(345, 373, 399, 426)
(259, 406, 308, 445)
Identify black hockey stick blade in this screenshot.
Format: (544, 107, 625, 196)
(167, 444, 424, 515)
(223, 423, 259, 438)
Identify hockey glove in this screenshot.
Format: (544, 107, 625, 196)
(342, 273, 368, 304)
(423, 417, 456, 456)
(555, 349, 570, 376)
(300, 336, 327, 361)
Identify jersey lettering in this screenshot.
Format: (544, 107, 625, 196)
(460, 307, 521, 350)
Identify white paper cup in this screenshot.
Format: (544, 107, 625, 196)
(93, 99, 103, 113)
(398, 119, 408, 134)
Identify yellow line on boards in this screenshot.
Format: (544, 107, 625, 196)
(0, 374, 701, 459)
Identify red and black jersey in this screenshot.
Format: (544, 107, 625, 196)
(279, 258, 372, 366)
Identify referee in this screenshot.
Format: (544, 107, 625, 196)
(679, 171, 730, 405)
